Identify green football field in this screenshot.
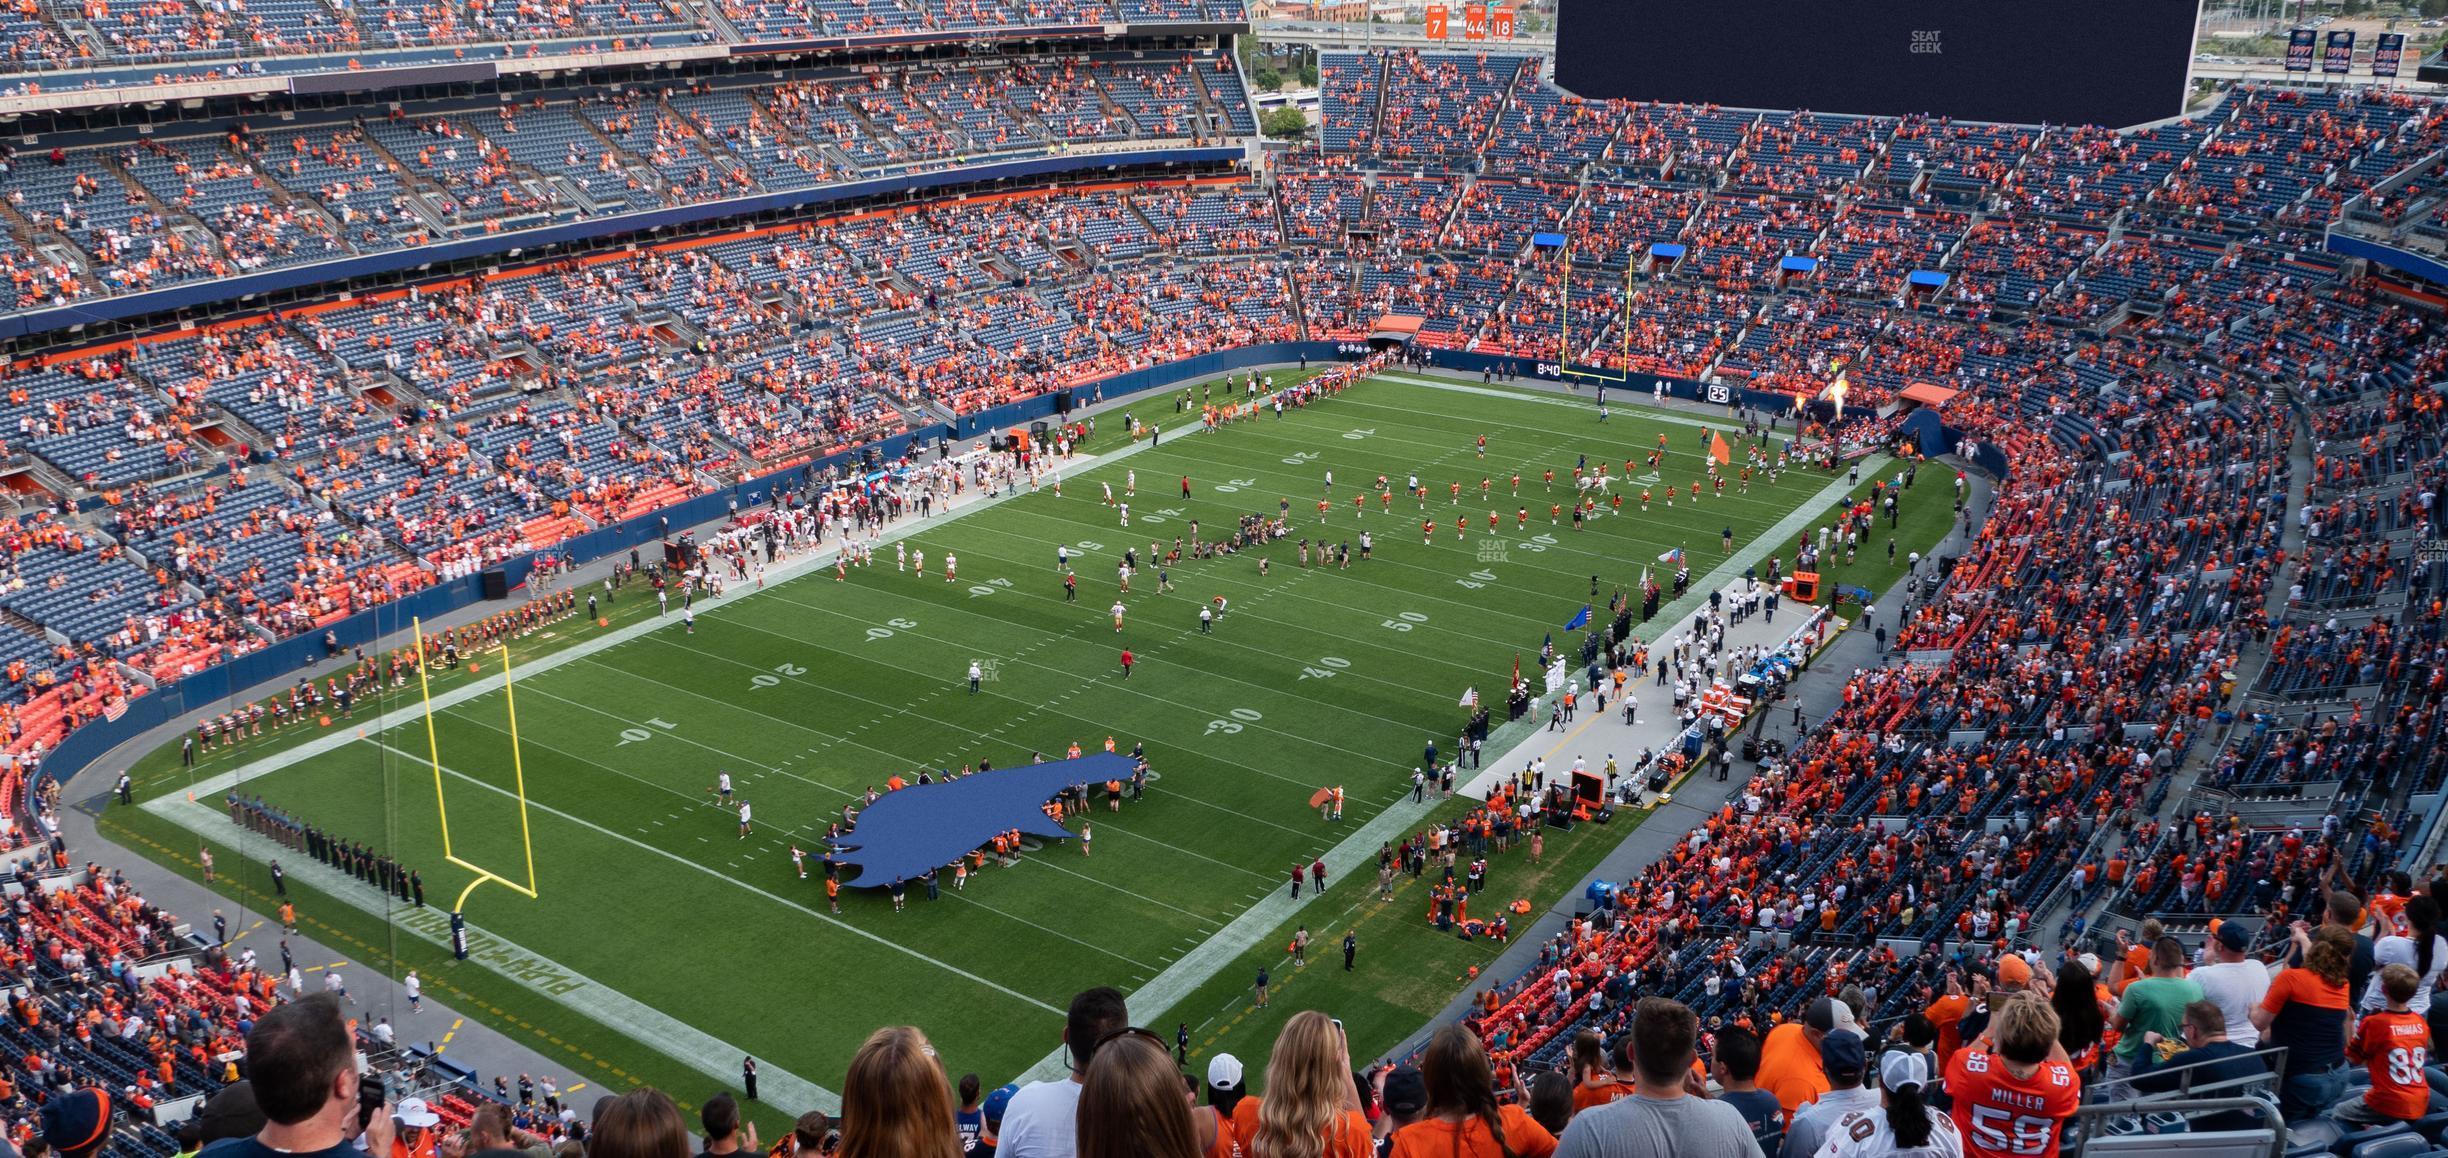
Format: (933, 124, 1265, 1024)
(107, 371, 1955, 1117)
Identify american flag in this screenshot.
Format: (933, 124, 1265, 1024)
(103, 697, 127, 723)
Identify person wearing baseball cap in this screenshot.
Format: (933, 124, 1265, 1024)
(2193, 920, 2270, 1046)
(41, 1087, 113, 1158)
(1206, 1054, 1246, 1117)
(978, 1083, 1019, 1152)
(1756, 998, 1841, 1117)
(1952, 955, 2033, 1048)
(1781, 1030, 1875, 1158)
(1198, 1056, 1246, 1158)
(1804, 1051, 1961, 1157)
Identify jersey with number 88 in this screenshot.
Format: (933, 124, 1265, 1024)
(1945, 1048, 2077, 1158)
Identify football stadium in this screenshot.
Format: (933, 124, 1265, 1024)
(0, 0, 2442, 1154)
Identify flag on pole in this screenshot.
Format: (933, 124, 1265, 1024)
(1639, 563, 1653, 593)
(1512, 652, 1521, 688)
(1658, 547, 1685, 568)
(1565, 604, 1591, 631)
(1709, 431, 1731, 465)
(1459, 687, 1479, 708)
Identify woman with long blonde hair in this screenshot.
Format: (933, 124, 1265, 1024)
(839, 1026, 963, 1158)
(1077, 1030, 1202, 1158)
(1250, 1011, 1373, 1158)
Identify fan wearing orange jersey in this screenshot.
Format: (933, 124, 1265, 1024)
(2339, 964, 2438, 1128)
(1944, 993, 2078, 1158)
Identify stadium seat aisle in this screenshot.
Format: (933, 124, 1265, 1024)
(0, 20, 2435, 1155)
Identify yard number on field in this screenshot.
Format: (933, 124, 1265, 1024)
(866, 617, 920, 641)
(617, 718, 679, 746)
(969, 578, 1014, 597)
(1297, 656, 1351, 680)
(749, 662, 809, 691)
(1382, 611, 1429, 632)
(1206, 708, 1264, 736)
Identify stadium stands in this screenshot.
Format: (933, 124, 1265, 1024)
(0, 35, 2445, 1157)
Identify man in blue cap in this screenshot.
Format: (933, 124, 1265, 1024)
(977, 1083, 1020, 1155)
(1779, 1029, 1874, 1158)
(41, 1087, 113, 1158)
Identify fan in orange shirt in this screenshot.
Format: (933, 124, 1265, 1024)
(1564, 1030, 1636, 1113)
(1388, 1025, 1556, 1158)
(1946, 993, 2078, 1158)
(2340, 964, 2437, 1128)
(1238, 1012, 1375, 1158)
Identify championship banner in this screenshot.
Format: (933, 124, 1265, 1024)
(2285, 27, 2317, 72)
(2323, 30, 2356, 75)
(1463, 2, 1487, 40)
(2375, 32, 2406, 77)
(1424, 4, 1448, 38)
(1491, 4, 1514, 39)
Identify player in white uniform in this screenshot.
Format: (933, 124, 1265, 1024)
(714, 771, 734, 804)
(737, 800, 753, 839)
(1812, 1051, 1962, 1158)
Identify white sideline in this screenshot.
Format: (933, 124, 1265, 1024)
(1009, 453, 1891, 1083)
(163, 375, 1889, 1095)
(140, 788, 846, 1110)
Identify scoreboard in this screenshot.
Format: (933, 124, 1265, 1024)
(1554, 0, 2203, 129)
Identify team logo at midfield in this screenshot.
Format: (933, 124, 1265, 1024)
(827, 753, 1134, 886)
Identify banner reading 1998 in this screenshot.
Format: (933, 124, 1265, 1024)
(2285, 27, 2317, 72)
(2374, 32, 2406, 78)
(2323, 29, 2356, 74)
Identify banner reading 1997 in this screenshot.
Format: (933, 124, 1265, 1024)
(2286, 27, 2317, 72)
(2323, 29, 2356, 74)
(2374, 32, 2405, 78)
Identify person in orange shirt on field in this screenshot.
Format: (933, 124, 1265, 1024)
(2339, 964, 2439, 1128)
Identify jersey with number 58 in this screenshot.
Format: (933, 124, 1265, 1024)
(1943, 1048, 2077, 1158)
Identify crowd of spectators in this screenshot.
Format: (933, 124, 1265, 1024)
(0, 46, 2440, 1158)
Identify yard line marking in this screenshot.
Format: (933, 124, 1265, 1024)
(431, 698, 1262, 924)
(141, 784, 842, 1109)
(1008, 457, 1889, 1083)
(359, 739, 1067, 1016)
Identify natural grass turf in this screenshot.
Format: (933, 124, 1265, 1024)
(104, 372, 1958, 1114)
